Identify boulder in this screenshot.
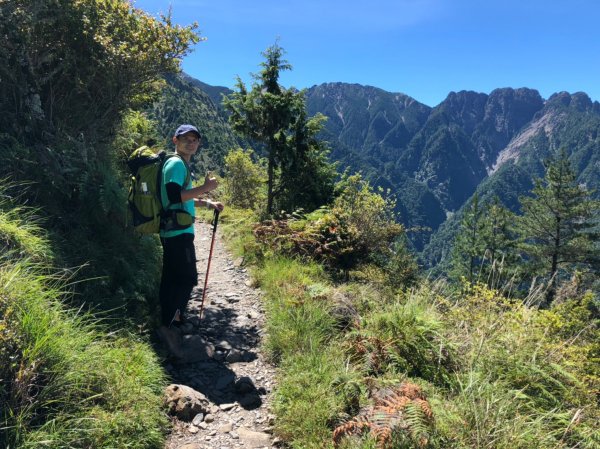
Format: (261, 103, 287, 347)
(163, 384, 210, 421)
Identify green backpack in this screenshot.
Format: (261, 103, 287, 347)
(127, 146, 192, 234)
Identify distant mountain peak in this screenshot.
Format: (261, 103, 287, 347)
(172, 76, 600, 261)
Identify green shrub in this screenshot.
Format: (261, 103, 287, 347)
(346, 290, 456, 387)
(223, 148, 267, 211)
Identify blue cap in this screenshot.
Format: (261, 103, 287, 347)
(174, 124, 201, 139)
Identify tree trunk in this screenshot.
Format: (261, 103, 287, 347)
(546, 218, 561, 305)
(267, 153, 274, 215)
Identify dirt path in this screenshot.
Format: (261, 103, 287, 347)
(162, 221, 278, 449)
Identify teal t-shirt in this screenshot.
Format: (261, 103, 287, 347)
(159, 155, 195, 238)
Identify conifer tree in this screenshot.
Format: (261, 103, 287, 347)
(478, 196, 520, 287)
(223, 43, 335, 215)
(517, 149, 599, 304)
(450, 193, 485, 283)
(278, 109, 336, 212)
(451, 195, 520, 287)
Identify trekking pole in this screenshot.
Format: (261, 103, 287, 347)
(199, 209, 220, 319)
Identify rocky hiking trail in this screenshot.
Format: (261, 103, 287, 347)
(160, 221, 279, 449)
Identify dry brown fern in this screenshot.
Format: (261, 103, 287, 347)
(333, 382, 434, 449)
(253, 219, 331, 259)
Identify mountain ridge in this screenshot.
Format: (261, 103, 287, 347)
(161, 73, 600, 265)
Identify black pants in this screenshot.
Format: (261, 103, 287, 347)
(159, 233, 198, 326)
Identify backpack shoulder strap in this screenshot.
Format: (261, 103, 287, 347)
(166, 153, 191, 186)
(160, 154, 192, 210)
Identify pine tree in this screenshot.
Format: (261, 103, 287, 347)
(478, 196, 520, 287)
(450, 193, 485, 284)
(517, 149, 599, 304)
(451, 195, 520, 288)
(223, 43, 335, 215)
(278, 109, 336, 212)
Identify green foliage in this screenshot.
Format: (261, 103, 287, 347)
(274, 351, 348, 448)
(0, 0, 198, 141)
(346, 293, 456, 386)
(223, 43, 336, 215)
(276, 109, 337, 213)
(256, 257, 353, 448)
(257, 257, 335, 362)
(112, 110, 163, 164)
(328, 174, 408, 279)
(223, 148, 267, 211)
(450, 195, 520, 288)
(516, 149, 600, 304)
(225, 201, 599, 448)
(250, 173, 418, 286)
(477, 197, 521, 284)
(432, 282, 600, 448)
(450, 193, 485, 283)
(0, 182, 53, 263)
(49, 112, 164, 319)
(0, 207, 166, 449)
(0, 0, 198, 318)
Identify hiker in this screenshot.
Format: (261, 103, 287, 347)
(158, 124, 224, 352)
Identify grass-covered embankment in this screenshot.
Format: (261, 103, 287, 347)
(218, 206, 600, 449)
(0, 191, 167, 449)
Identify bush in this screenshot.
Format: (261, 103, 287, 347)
(345, 290, 456, 386)
(437, 282, 600, 448)
(251, 174, 419, 285)
(223, 148, 267, 211)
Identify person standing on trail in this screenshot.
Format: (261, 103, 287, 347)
(158, 124, 224, 350)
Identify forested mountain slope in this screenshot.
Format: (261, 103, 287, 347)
(422, 91, 600, 267)
(307, 85, 600, 258)
(148, 73, 240, 176)
(170, 75, 600, 263)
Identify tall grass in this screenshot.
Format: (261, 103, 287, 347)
(0, 183, 52, 263)
(219, 207, 600, 449)
(256, 257, 360, 448)
(0, 189, 167, 449)
(1, 266, 167, 448)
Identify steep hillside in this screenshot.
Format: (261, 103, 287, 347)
(422, 91, 600, 267)
(304, 83, 443, 247)
(182, 75, 232, 112)
(304, 84, 547, 250)
(148, 73, 240, 176)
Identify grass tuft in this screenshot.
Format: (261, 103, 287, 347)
(0, 194, 167, 449)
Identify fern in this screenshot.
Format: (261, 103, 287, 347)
(333, 382, 434, 449)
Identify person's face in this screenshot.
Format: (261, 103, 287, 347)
(173, 132, 200, 158)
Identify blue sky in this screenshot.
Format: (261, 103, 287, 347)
(133, 0, 600, 107)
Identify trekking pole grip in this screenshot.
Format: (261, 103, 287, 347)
(213, 209, 220, 231)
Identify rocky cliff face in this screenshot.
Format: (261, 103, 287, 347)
(476, 88, 544, 171)
(305, 83, 431, 161)
(304, 85, 546, 223)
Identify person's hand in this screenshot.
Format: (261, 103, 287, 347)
(202, 173, 218, 192)
(206, 200, 224, 212)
